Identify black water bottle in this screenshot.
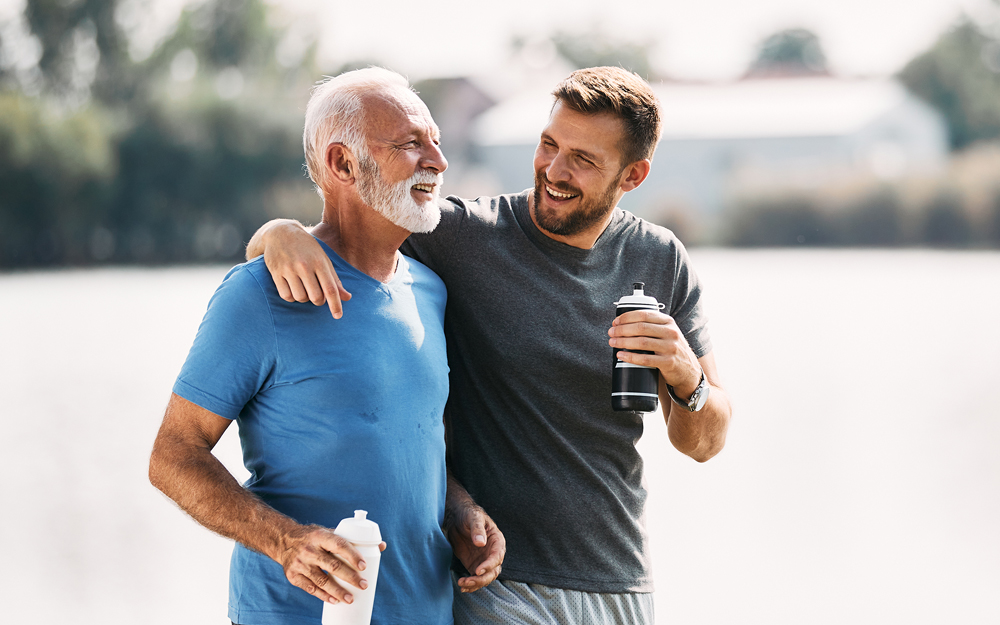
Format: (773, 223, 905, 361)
(612, 282, 664, 412)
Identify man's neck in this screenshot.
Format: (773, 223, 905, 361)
(313, 200, 409, 283)
(526, 192, 617, 250)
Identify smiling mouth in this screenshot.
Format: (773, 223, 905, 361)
(412, 183, 436, 194)
(545, 185, 578, 201)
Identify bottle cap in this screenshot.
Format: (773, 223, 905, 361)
(614, 282, 664, 309)
(333, 510, 382, 546)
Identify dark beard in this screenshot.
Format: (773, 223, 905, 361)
(531, 172, 620, 237)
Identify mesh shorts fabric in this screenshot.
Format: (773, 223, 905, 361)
(452, 573, 654, 625)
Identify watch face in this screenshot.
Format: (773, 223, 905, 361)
(690, 384, 708, 411)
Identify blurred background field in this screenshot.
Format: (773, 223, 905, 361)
(2, 0, 1000, 623)
(1, 250, 998, 623)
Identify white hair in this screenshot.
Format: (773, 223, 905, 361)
(303, 67, 412, 198)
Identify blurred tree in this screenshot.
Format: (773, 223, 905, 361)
(839, 187, 906, 246)
(0, 92, 115, 266)
(920, 191, 972, 246)
(153, 0, 278, 72)
(987, 188, 1000, 246)
(0, 0, 316, 269)
(23, 0, 133, 103)
(725, 196, 835, 246)
(745, 28, 829, 78)
(898, 19, 1000, 149)
(532, 29, 659, 80)
(103, 100, 303, 263)
(0, 28, 10, 87)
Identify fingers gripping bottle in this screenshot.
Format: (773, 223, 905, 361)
(612, 282, 665, 412)
(322, 510, 382, 625)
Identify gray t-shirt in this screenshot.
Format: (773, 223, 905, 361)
(401, 190, 711, 593)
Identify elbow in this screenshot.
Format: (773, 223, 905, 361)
(148, 443, 170, 494)
(689, 445, 722, 463)
(675, 432, 727, 463)
(148, 452, 162, 492)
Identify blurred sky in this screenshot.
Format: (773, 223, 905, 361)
(2, 0, 997, 81)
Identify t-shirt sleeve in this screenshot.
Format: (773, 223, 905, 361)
(172, 265, 277, 420)
(668, 242, 713, 358)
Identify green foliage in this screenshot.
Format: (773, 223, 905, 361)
(0, 92, 116, 265)
(725, 196, 834, 246)
(721, 185, 1000, 248)
(920, 191, 973, 246)
(988, 191, 1000, 245)
(24, 0, 132, 102)
(0, 92, 306, 267)
(154, 0, 279, 72)
(898, 20, 1000, 149)
(0, 0, 315, 269)
(543, 30, 659, 80)
(838, 188, 906, 246)
(745, 28, 828, 78)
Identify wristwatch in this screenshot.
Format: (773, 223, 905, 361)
(666, 369, 709, 412)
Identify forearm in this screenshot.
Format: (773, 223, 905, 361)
(245, 218, 308, 261)
(444, 470, 479, 532)
(443, 469, 506, 590)
(149, 437, 303, 562)
(663, 382, 731, 462)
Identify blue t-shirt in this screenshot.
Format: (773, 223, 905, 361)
(173, 239, 453, 625)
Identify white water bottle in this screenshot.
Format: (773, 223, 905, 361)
(322, 510, 382, 625)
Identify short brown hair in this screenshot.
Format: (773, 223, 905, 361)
(552, 67, 662, 166)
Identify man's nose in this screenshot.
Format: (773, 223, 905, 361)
(421, 142, 448, 174)
(546, 152, 571, 183)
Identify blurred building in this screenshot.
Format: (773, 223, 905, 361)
(470, 76, 949, 227)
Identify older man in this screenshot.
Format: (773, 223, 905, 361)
(149, 68, 498, 625)
(249, 67, 732, 624)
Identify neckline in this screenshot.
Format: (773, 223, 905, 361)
(511, 189, 626, 259)
(312, 236, 407, 288)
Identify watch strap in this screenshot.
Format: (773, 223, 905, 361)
(666, 368, 709, 412)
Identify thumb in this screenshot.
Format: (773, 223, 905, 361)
(467, 510, 487, 547)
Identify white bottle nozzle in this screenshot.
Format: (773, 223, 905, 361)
(615, 281, 663, 309)
(334, 509, 382, 545)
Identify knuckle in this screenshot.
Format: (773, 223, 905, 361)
(332, 535, 352, 551)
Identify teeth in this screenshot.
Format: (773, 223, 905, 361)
(412, 184, 434, 192)
(546, 186, 576, 199)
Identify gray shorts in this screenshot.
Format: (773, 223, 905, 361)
(452, 573, 654, 625)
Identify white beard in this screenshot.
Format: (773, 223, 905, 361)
(356, 157, 442, 233)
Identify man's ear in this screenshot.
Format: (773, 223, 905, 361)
(325, 143, 356, 184)
(619, 159, 651, 193)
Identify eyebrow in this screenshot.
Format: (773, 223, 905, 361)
(406, 123, 441, 143)
(540, 131, 601, 162)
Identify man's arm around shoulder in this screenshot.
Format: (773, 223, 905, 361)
(245, 218, 351, 319)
